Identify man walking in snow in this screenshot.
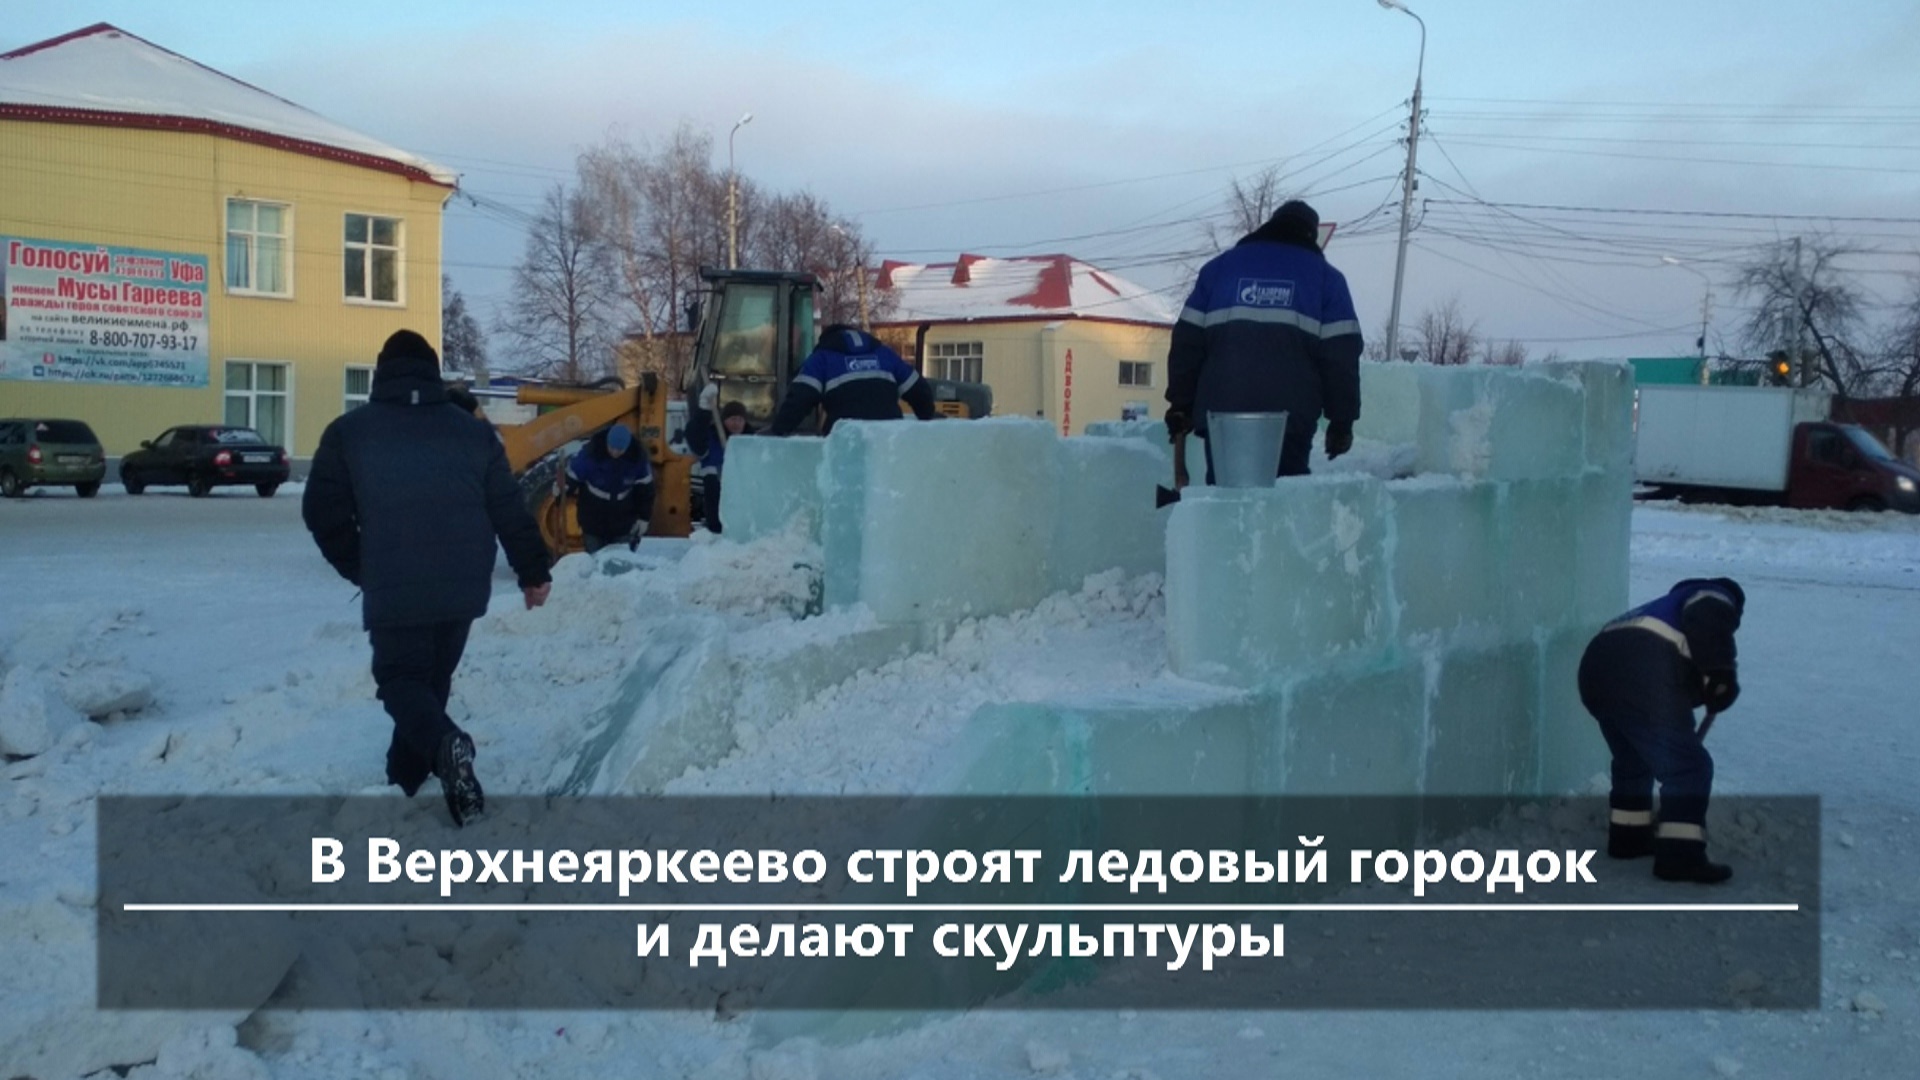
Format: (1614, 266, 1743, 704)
(1577, 578, 1744, 883)
(303, 329, 552, 827)
(1163, 199, 1363, 480)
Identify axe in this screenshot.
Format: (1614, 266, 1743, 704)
(1155, 434, 1190, 509)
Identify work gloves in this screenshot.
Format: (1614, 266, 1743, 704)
(1164, 409, 1192, 441)
(1325, 420, 1355, 461)
(698, 380, 720, 412)
(1702, 670, 1740, 713)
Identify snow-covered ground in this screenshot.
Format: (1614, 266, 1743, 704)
(2, 489, 1918, 1078)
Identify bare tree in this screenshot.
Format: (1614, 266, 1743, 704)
(1479, 338, 1528, 366)
(1882, 278, 1920, 399)
(495, 184, 616, 383)
(1870, 278, 1920, 456)
(563, 124, 880, 386)
(750, 193, 894, 326)
(1206, 165, 1287, 251)
(440, 274, 487, 374)
(1363, 319, 1405, 362)
(572, 126, 731, 390)
(1734, 236, 1871, 399)
(1415, 298, 1481, 366)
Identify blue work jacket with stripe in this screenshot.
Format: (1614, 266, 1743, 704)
(769, 326, 937, 435)
(1600, 577, 1744, 674)
(1165, 224, 1363, 436)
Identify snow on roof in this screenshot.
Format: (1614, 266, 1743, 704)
(0, 23, 456, 187)
(874, 254, 1176, 327)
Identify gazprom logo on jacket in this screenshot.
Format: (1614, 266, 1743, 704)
(1237, 278, 1295, 307)
(846, 355, 880, 371)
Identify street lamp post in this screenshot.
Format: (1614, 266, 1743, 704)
(1661, 256, 1713, 385)
(830, 223, 871, 329)
(1378, 0, 1426, 366)
(727, 112, 753, 270)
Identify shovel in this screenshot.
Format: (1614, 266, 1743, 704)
(1696, 709, 1719, 739)
(1155, 433, 1190, 509)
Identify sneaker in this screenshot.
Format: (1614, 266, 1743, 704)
(436, 732, 485, 827)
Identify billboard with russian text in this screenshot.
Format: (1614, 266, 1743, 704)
(0, 235, 211, 388)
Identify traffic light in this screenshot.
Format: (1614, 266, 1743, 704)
(1767, 351, 1792, 386)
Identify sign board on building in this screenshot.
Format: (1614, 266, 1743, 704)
(1061, 349, 1074, 436)
(0, 236, 211, 388)
(1628, 357, 1704, 386)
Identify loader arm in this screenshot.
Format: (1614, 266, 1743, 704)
(491, 373, 693, 554)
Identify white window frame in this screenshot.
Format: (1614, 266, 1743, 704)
(343, 211, 406, 306)
(223, 359, 295, 450)
(344, 365, 374, 411)
(224, 197, 293, 298)
(1119, 360, 1154, 388)
(929, 340, 983, 383)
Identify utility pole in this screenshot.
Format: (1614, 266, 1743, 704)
(1378, 0, 1426, 366)
(727, 112, 753, 270)
(831, 223, 871, 330)
(1662, 256, 1712, 384)
(1790, 236, 1809, 388)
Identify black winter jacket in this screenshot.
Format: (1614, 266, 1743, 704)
(302, 355, 551, 628)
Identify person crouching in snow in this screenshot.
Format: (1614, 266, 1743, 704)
(565, 423, 654, 553)
(684, 379, 755, 534)
(1577, 578, 1744, 883)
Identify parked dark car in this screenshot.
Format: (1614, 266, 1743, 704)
(0, 418, 106, 498)
(120, 425, 290, 497)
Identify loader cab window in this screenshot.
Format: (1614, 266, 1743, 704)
(791, 288, 816, 361)
(713, 283, 778, 378)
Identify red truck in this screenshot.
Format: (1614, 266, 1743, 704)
(1634, 385, 1920, 513)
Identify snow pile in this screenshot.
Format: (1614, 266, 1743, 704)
(654, 526, 824, 619)
(0, 667, 83, 757)
(671, 570, 1171, 795)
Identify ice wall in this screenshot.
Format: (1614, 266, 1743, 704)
(1158, 361, 1628, 797)
(720, 360, 1630, 800)
(720, 362, 1631, 1044)
(725, 418, 1168, 623)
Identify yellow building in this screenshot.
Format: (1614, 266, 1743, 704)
(0, 23, 456, 458)
(872, 254, 1174, 435)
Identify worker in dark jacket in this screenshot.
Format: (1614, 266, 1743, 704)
(565, 424, 653, 552)
(1577, 578, 1745, 884)
(685, 380, 755, 534)
(768, 324, 938, 436)
(1164, 199, 1363, 480)
(302, 330, 552, 827)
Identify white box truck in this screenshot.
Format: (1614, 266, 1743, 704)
(1634, 384, 1919, 513)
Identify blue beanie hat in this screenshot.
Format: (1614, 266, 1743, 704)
(606, 425, 633, 453)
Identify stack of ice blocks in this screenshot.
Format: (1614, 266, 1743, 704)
(721, 361, 1634, 799)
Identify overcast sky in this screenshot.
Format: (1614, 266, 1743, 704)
(9, 1, 1920, 360)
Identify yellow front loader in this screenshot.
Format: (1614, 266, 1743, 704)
(493, 372, 693, 557)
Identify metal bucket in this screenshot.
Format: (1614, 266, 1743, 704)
(1208, 411, 1289, 488)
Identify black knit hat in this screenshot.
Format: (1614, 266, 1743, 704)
(377, 329, 440, 370)
(720, 401, 748, 421)
(1274, 200, 1319, 230)
(1269, 200, 1321, 247)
